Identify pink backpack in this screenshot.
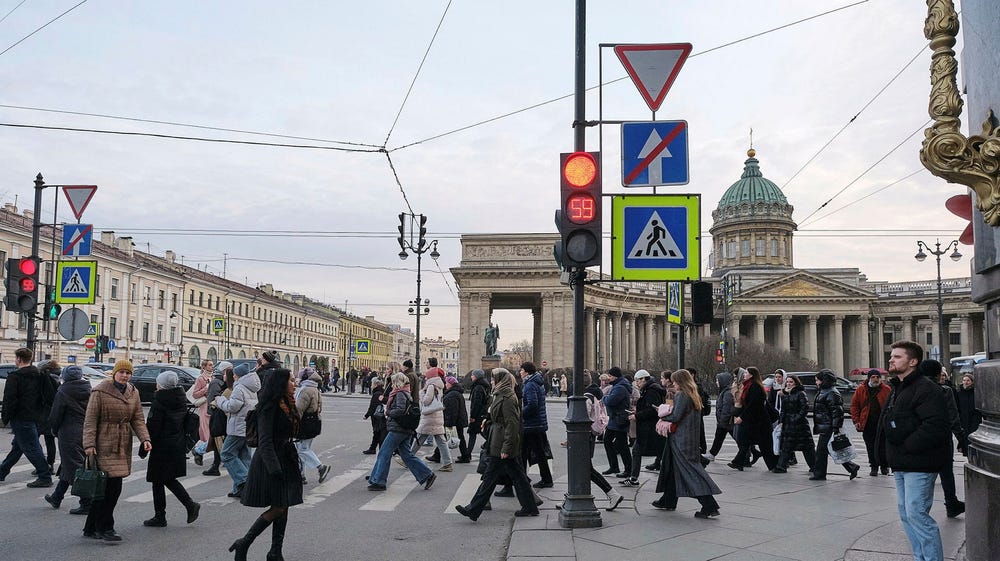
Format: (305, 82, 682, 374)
(586, 394, 609, 435)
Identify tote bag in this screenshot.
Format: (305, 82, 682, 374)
(828, 432, 857, 464)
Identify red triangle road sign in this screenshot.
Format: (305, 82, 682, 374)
(62, 185, 97, 220)
(614, 43, 692, 112)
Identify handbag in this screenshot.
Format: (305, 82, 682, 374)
(297, 411, 322, 440)
(828, 432, 857, 464)
(186, 383, 207, 408)
(209, 407, 228, 438)
(71, 456, 107, 501)
(373, 403, 386, 418)
(446, 427, 460, 449)
(244, 408, 259, 447)
(421, 389, 444, 415)
(772, 422, 782, 455)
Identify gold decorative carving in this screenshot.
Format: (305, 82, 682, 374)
(766, 279, 839, 297)
(920, 0, 1000, 225)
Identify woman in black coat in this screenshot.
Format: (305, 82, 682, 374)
(771, 375, 815, 473)
(44, 365, 92, 513)
(142, 372, 200, 527)
(230, 368, 302, 561)
(730, 367, 778, 471)
(956, 374, 981, 455)
(810, 369, 860, 480)
(623, 371, 665, 485)
(362, 377, 388, 454)
(440, 377, 470, 463)
(467, 370, 491, 453)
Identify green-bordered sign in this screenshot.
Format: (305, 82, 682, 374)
(667, 281, 682, 325)
(611, 194, 700, 281)
(212, 318, 225, 333)
(355, 340, 371, 355)
(55, 260, 97, 304)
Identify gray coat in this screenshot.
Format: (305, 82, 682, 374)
(715, 372, 735, 428)
(48, 378, 91, 484)
(215, 372, 261, 437)
(655, 392, 721, 498)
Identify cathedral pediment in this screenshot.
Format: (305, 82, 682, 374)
(739, 271, 876, 301)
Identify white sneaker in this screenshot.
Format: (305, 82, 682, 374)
(606, 489, 624, 511)
(701, 453, 715, 462)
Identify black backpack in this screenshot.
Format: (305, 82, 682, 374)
(397, 395, 421, 430)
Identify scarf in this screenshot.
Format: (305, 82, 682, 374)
(492, 374, 515, 400)
(387, 383, 411, 410)
(740, 378, 753, 403)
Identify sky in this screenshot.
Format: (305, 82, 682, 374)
(0, 0, 974, 350)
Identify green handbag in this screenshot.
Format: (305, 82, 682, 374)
(71, 456, 108, 501)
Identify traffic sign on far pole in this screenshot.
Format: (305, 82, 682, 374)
(614, 43, 692, 112)
(61, 185, 98, 220)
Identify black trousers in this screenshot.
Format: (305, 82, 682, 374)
(813, 432, 859, 478)
(84, 476, 123, 533)
(603, 429, 631, 474)
(467, 429, 481, 457)
(588, 436, 612, 493)
(152, 479, 193, 515)
(708, 425, 732, 456)
(939, 459, 958, 504)
(465, 457, 536, 515)
(862, 421, 887, 470)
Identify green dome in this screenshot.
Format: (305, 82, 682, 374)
(717, 150, 788, 209)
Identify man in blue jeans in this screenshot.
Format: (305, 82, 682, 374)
(0, 347, 56, 487)
(214, 363, 260, 498)
(883, 341, 951, 561)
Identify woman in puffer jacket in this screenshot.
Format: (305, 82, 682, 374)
(410, 370, 452, 471)
(294, 368, 330, 485)
(771, 375, 815, 473)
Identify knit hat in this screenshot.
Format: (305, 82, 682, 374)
(298, 367, 316, 380)
(261, 350, 279, 364)
(113, 359, 133, 374)
(234, 363, 251, 377)
(61, 365, 84, 382)
(608, 366, 623, 378)
(633, 369, 651, 380)
(445, 376, 459, 385)
(216, 361, 233, 372)
(471, 368, 485, 380)
(156, 370, 179, 389)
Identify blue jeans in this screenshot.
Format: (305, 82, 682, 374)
(0, 420, 52, 480)
(220, 435, 251, 492)
(894, 471, 944, 561)
(369, 431, 432, 486)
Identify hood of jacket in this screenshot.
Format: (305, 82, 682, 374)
(716, 371, 733, 392)
(445, 383, 464, 397)
(525, 372, 546, 388)
(235, 371, 262, 393)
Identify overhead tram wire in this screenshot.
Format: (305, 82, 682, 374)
(799, 168, 928, 227)
(388, 0, 870, 151)
(0, 0, 88, 57)
(795, 118, 932, 226)
(0, 1, 28, 26)
(781, 40, 930, 191)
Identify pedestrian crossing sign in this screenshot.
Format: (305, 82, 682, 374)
(667, 282, 682, 325)
(54, 260, 97, 304)
(355, 340, 371, 355)
(611, 194, 700, 281)
(212, 318, 225, 333)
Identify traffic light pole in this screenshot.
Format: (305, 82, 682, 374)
(26, 174, 45, 356)
(559, 0, 601, 529)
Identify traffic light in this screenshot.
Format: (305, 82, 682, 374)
(397, 213, 406, 251)
(99, 335, 110, 353)
(3, 256, 40, 313)
(556, 151, 602, 268)
(690, 281, 714, 324)
(43, 285, 61, 321)
(417, 214, 428, 250)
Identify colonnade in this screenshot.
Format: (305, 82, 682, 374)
(584, 308, 676, 372)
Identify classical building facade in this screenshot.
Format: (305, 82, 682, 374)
(421, 336, 460, 374)
(452, 150, 986, 376)
(338, 314, 393, 372)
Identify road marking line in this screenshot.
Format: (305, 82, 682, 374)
(359, 472, 420, 511)
(124, 475, 216, 502)
(444, 474, 480, 514)
(299, 468, 369, 509)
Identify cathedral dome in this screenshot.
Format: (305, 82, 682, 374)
(717, 149, 789, 209)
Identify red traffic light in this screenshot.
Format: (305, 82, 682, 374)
(567, 193, 596, 224)
(18, 257, 37, 276)
(19, 277, 36, 292)
(563, 152, 598, 187)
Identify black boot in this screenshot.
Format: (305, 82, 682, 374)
(143, 512, 167, 527)
(266, 514, 287, 561)
(229, 516, 272, 561)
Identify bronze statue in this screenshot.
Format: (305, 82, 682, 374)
(484, 322, 499, 357)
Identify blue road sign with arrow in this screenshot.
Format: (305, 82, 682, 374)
(621, 121, 689, 187)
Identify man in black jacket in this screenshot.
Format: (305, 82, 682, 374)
(882, 341, 950, 561)
(0, 347, 55, 487)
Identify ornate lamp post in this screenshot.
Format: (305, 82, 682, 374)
(398, 213, 438, 375)
(914, 239, 961, 364)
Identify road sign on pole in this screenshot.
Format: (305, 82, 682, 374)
(61, 186, 98, 220)
(611, 194, 701, 281)
(355, 340, 371, 355)
(621, 121, 689, 187)
(55, 261, 97, 304)
(667, 282, 683, 324)
(613, 43, 692, 112)
(57, 308, 90, 340)
(212, 318, 225, 333)
(62, 224, 93, 256)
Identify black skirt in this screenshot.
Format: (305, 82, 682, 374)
(521, 432, 552, 466)
(240, 441, 303, 508)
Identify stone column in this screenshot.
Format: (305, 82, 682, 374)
(859, 316, 871, 368)
(644, 315, 654, 365)
(727, 315, 741, 340)
(597, 310, 609, 373)
(612, 312, 623, 368)
(754, 315, 766, 343)
(585, 308, 595, 371)
(779, 315, 791, 351)
(458, 292, 472, 374)
(540, 293, 554, 369)
(532, 306, 542, 365)
(958, 314, 971, 356)
(902, 317, 914, 342)
(627, 314, 637, 370)
(833, 315, 845, 375)
(807, 315, 819, 363)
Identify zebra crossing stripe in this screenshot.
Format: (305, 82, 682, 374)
(124, 475, 217, 503)
(444, 474, 481, 514)
(300, 469, 369, 509)
(359, 472, 421, 511)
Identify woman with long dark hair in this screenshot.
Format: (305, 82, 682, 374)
(771, 375, 815, 474)
(229, 368, 302, 561)
(729, 367, 778, 471)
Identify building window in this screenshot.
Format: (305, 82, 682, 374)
(110, 278, 119, 300)
(741, 240, 750, 257)
(926, 332, 933, 345)
(128, 320, 135, 340)
(198, 319, 203, 334)
(188, 317, 194, 331)
(189, 290, 195, 305)
(949, 332, 961, 345)
(109, 317, 117, 338)
(144, 286, 151, 306)
(207, 295, 213, 309)
(158, 290, 165, 309)
(130, 283, 136, 303)
(90, 314, 97, 323)
(170, 326, 176, 344)
(199, 292, 204, 307)
(95, 274, 100, 297)
(171, 292, 177, 312)
(883, 332, 894, 345)
(156, 324, 163, 342)
(771, 239, 779, 257)
(142, 323, 150, 342)
(756, 239, 765, 256)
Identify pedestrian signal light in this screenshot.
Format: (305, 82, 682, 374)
(4, 256, 41, 313)
(556, 151, 602, 268)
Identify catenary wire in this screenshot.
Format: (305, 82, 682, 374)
(799, 168, 928, 227)
(782, 39, 930, 190)
(0, 0, 28, 25)
(383, 0, 452, 146)
(0, 0, 87, 57)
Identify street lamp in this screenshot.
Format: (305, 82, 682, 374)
(397, 213, 439, 375)
(914, 239, 961, 364)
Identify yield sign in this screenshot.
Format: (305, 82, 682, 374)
(614, 43, 692, 112)
(62, 185, 98, 220)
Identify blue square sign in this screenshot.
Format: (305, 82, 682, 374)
(621, 121, 689, 187)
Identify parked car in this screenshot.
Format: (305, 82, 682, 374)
(87, 362, 118, 374)
(780, 371, 857, 415)
(131, 363, 200, 404)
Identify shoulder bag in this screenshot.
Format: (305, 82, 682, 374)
(421, 388, 444, 415)
(186, 383, 207, 407)
(244, 408, 259, 447)
(209, 406, 228, 438)
(71, 455, 107, 501)
(398, 396, 422, 430)
(297, 411, 322, 440)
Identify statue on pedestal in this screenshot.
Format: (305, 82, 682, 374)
(484, 322, 500, 357)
